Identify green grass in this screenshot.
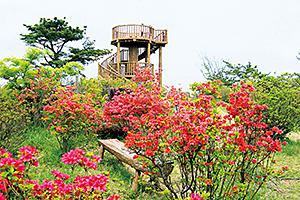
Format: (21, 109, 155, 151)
(255, 132, 300, 200)
(13, 126, 300, 199)
(19, 126, 162, 199)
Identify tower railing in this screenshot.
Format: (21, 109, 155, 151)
(112, 24, 168, 43)
(111, 62, 154, 77)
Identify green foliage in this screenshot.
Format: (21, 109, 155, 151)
(201, 58, 300, 136)
(201, 58, 269, 87)
(0, 47, 85, 91)
(0, 86, 30, 152)
(0, 47, 48, 90)
(23, 126, 63, 166)
(222, 61, 269, 86)
(252, 73, 300, 138)
(77, 77, 130, 104)
(20, 17, 110, 69)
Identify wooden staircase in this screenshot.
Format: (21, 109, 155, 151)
(98, 47, 157, 80)
(98, 24, 167, 81)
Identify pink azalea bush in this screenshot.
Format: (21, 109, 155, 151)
(61, 148, 102, 171)
(42, 86, 102, 153)
(0, 146, 119, 199)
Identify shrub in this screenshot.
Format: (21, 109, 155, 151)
(77, 77, 134, 140)
(252, 73, 300, 138)
(77, 77, 129, 98)
(103, 68, 288, 199)
(42, 86, 102, 153)
(15, 69, 60, 125)
(0, 146, 119, 199)
(0, 87, 29, 152)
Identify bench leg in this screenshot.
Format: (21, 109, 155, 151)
(131, 170, 141, 192)
(99, 145, 104, 159)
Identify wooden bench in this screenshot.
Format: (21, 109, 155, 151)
(98, 139, 173, 191)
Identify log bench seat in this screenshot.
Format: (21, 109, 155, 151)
(98, 139, 173, 191)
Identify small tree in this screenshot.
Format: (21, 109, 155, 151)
(200, 58, 269, 87)
(252, 73, 300, 137)
(0, 48, 85, 91)
(0, 48, 48, 90)
(20, 17, 110, 70)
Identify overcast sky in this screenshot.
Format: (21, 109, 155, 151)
(1, 0, 299, 90)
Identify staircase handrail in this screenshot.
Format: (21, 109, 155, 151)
(98, 62, 127, 80)
(101, 52, 117, 69)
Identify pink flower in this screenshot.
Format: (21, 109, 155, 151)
(61, 148, 85, 165)
(91, 155, 102, 163)
(74, 174, 110, 192)
(0, 192, 6, 200)
(0, 157, 25, 173)
(145, 148, 154, 157)
(189, 193, 204, 200)
(0, 149, 12, 159)
(61, 149, 101, 170)
(18, 145, 39, 167)
(51, 170, 70, 180)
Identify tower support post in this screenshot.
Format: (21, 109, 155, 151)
(159, 46, 162, 86)
(117, 42, 120, 73)
(147, 42, 151, 66)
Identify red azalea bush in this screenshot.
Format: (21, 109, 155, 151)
(103, 68, 288, 199)
(0, 146, 119, 200)
(15, 68, 61, 125)
(42, 86, 102, 153)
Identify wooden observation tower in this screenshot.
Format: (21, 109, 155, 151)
(98, 24, 168, 85)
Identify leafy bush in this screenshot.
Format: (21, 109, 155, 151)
(77, 77, 133, 140)
(77, 77, 129, 105)
(0, 146, 119, 199)
(14, 69, 61, 125)
(252, 73, 300, 138)
(42, 86, 102, 153)
(103, 68, 288, 199)
(0, 87, 29, 152)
